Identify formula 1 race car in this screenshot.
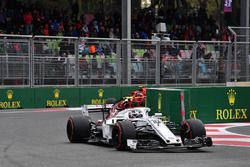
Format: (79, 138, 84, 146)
(66, 88, 212, 151)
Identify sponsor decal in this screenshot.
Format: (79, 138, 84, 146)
(157, 93, 162, 112)
(224, 0, 232, 13)
(216, 109, 247, 120)
(7, 90, 13, 100)
(216, 89, 247, 120)
(54, 89, 60, 99)
(91, 88, 105, 105)
(98, 89, 104, 98)
(91, 99, 106, 105)
(227, 89, 236, 106)
(46, 89, 67, 107)
(0, 90, 22, 109)
(190, 110, 197, 119)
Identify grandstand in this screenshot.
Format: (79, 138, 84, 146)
(0, 0, 241, 40)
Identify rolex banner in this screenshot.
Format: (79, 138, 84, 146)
(0, 88, 35, 109)
(0, 87, 138, 109)
(224, 0, 232, 13)
(0, 86, 249, 124)
(146, 87, 250, 124)
(187, 87, 249, 123)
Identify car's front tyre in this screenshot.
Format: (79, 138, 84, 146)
(112, 120, 136, 151)
(180, 119, 206, 140)
(180, 119, 209, 149)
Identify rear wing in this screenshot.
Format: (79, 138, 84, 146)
(81, 104, 114, 116)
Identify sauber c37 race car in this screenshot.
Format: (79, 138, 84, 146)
(66, 88, 212, 151)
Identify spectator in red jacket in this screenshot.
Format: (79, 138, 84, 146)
(23, 11, 33, 35)
(43, 23, 49, 36)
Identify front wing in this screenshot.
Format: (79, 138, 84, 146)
(127, 136, 213, 150)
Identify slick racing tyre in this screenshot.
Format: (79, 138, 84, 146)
(67, 115, 91, 143)
(180, 119, 206, 142)
(112, 120, 136, 151)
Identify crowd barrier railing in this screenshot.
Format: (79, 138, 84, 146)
(0, 34, 248, 87)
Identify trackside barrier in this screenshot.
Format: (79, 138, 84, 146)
(146, 88, 187, 124)
(1, 34, 249, 86)
(146, 86, 250, 124)
(0, 86, 138, 109)
(0, 86, 249, 124)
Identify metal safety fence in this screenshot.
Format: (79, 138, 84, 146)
(228, 27, 250, 82)
(0, 34, 249, 87)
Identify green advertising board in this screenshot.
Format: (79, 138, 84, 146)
(146, 87, 250, 124)
(79, 87, 121, 105)
(187, 87, 250, 123)
(1, 86, 249, 124)
(146, 88, 187, 124)
(34, 87, 80, 108)
(79, 86, 139, 105)
(0, 88, 35, 109)
(0, 86, 140, 110)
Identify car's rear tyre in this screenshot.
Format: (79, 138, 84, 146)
(66, 115, 91, 143)
(112, 120, 136, 151)
(180, 119, 206, 141)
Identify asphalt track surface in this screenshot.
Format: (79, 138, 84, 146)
(0, 109, 250, 167)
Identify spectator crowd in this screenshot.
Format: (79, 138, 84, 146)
(0, 2, 121, 38)
(0, 2, 232, 41)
